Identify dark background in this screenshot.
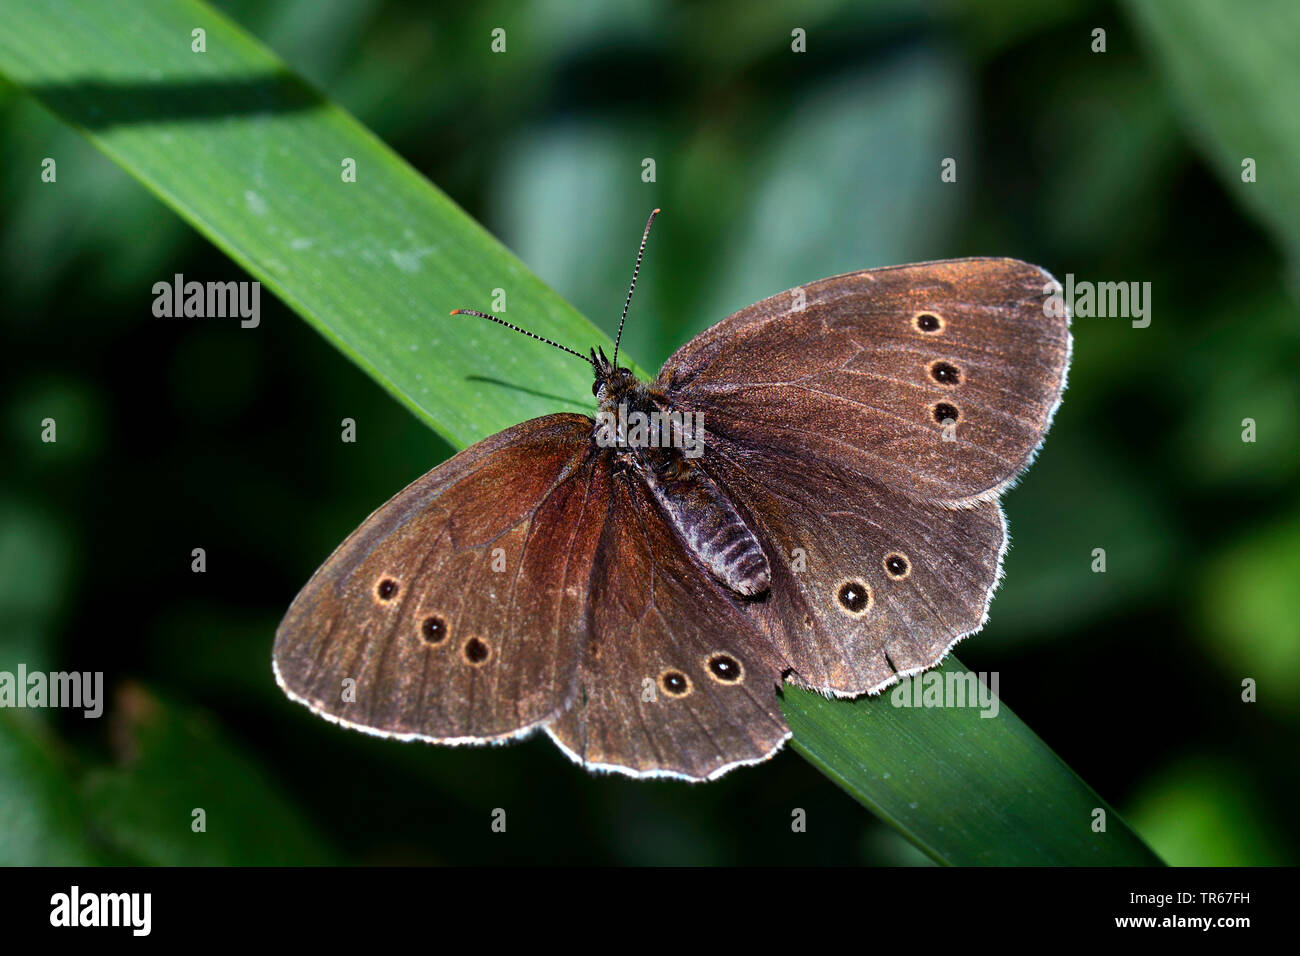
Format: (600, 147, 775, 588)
(1, 0, 1297, 864)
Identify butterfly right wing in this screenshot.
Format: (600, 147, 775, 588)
(704, 440, 1006, 697)
(657, 258, 1071, 506)
(273, 413, 610, 744)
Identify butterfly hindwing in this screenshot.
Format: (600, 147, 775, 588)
(546, 473, 791, 780)
(707, 441, 1006, 696)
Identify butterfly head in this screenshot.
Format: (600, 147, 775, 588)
(591, 345, 638, 404)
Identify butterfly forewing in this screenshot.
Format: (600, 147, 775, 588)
(659, 258, 1071, 505)
(273, 413, 605, 743)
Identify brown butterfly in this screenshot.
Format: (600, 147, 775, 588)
(273, 210, 1071, 781)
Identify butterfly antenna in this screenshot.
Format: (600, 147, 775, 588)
(449, 309, 595, 366)
(612, 207, 660, 370)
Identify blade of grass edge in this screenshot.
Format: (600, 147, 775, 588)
(784, 659, 1162, 865)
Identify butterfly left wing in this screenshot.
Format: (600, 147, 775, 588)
(273, 413, 608, 744)
(545, 471, 791, 781)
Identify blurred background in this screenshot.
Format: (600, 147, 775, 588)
(1, 0, 1297, 865)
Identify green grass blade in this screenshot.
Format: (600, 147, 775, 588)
(0, 0, 637, 449)
(0, 0, 1162, 865)
(785, 659, 1162, 865)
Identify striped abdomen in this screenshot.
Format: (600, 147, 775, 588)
(638, 453, 770, 597)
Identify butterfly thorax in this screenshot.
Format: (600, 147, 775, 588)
(592, 356, 771, 599)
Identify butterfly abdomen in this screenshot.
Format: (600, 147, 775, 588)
(637, 451, 771, 598)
